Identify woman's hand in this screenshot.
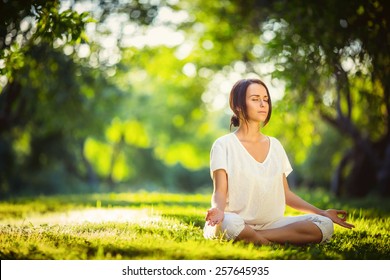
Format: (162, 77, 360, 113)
(322, 209, 355, 229)
(205, 207, 224, 226)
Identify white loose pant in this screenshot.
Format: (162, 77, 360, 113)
(204, 212, 334, 243)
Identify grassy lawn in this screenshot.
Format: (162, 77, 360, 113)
(0, 189, 389, 260)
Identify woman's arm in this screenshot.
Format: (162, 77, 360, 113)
(283, 175, 322, 214)
(205, 169, 228, 226)
(283, 175, 355, 229)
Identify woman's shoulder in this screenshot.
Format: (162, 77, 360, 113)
(212, 133, 235, 147)
(268, 135, 280, 144)
(268, 136, 285, 149)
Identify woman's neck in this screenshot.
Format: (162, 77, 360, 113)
(235, 122, 265, 142)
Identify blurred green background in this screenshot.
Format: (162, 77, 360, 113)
(0, 0, 389, 198)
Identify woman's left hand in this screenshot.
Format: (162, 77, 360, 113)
(322, 209, 355, 229)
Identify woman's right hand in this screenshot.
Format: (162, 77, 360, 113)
(205, 207, 224, 226)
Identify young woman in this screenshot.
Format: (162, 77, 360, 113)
(204, 78, 354, 245)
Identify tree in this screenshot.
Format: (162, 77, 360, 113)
(0, 0, 215, 195)
(260, 0, 390, 196)
(172, 0, 389, 197)
(0, 1, 122, 195)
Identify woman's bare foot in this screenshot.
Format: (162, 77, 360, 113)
(236, 225, 270, 245)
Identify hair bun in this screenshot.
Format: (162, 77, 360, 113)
(230, 115, 240, 127)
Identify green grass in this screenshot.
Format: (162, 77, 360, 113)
(0, 190, 389, 260)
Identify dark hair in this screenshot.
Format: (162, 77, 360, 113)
(229, 78, 272, 129)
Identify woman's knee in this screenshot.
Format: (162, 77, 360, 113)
(204, 212, 245, 240)
(221, 213, 245, 240)
(312, 215, 334, 243)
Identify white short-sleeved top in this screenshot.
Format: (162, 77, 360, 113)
(210, 133, 293, 225)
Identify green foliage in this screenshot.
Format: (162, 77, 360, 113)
(0, 43, 124, 195)
(0, 0, 221, 195)
(0, 190, 389, 260)
(0, 0, 106, 195)
(0, 0, 91, 76)
(114, 46, 215, 170)
(1, 0, 388, 197)
(173, 0, 390, 195)
(258, 0, 390, 195)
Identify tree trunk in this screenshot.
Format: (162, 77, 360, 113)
(80, 140, 99, 192)
(377, 137, 390, 196)
(107, 134, 125, 191)
(331, 149, 353, 196)
(323, 63, 388, 197)
(345, 147, 377, 197)
(329, 129, 390, 197)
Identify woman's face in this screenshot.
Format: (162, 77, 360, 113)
(244, 83, 269, 124)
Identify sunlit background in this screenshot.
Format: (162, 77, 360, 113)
(0, 0, 389, 199)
